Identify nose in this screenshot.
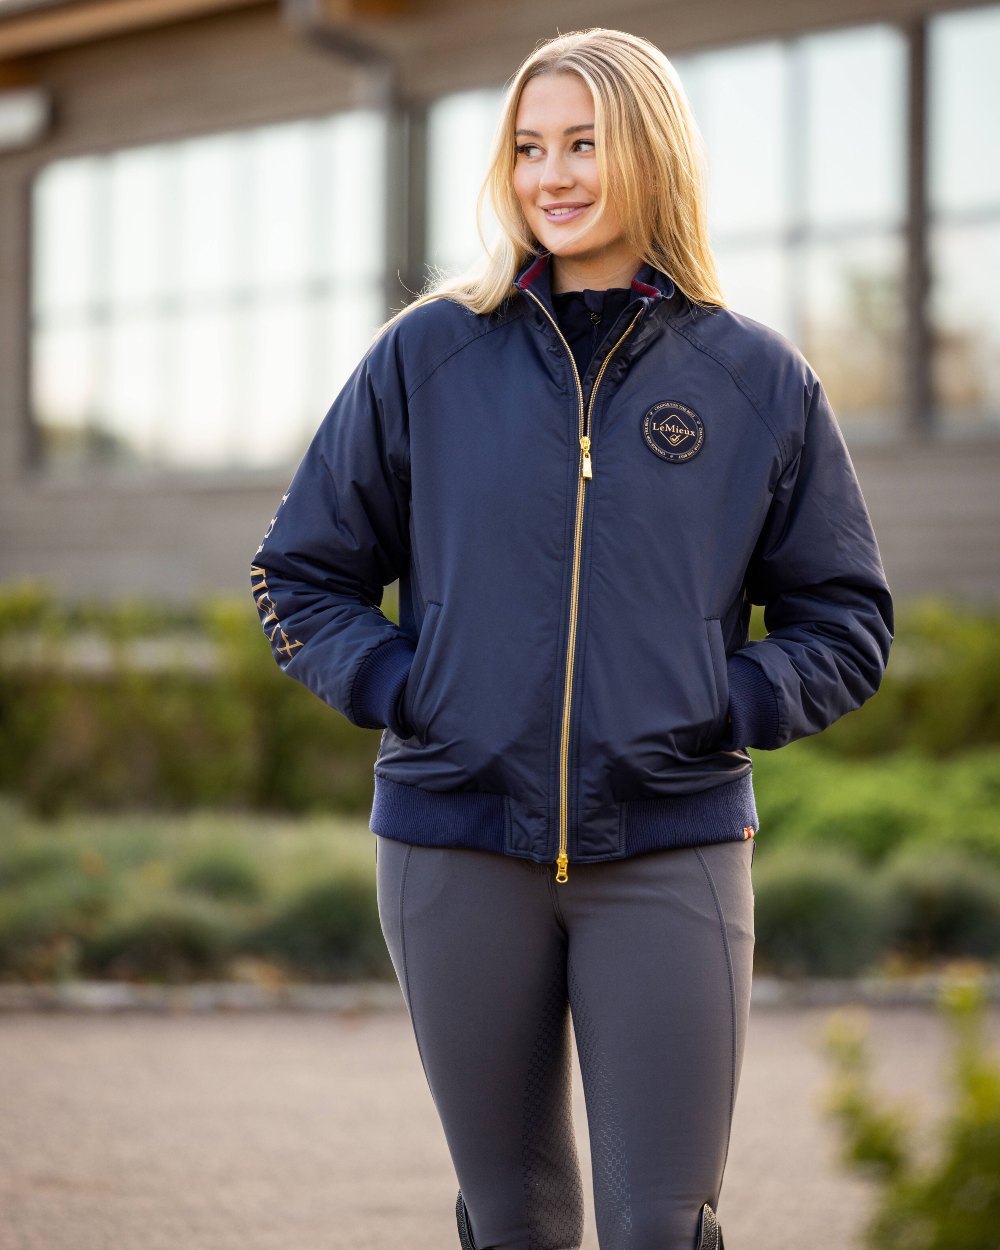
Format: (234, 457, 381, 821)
(538, 148, 573, 193)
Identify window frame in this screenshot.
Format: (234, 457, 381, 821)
(25, 108, 400, 487)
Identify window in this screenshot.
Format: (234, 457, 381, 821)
(420, 14, 1000, 443)
(426, 87, 504, 277)
(675, 25, 908, 439)
(30, 110, 387, 475)
(928, 3, 1000, 435)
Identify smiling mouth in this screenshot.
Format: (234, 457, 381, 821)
(541, 204, 590, 220)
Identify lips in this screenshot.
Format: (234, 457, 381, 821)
(540, 203, 590, 222)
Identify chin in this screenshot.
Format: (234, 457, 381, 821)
(538, 235, 595, 260)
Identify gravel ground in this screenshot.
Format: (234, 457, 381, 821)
(0, 992, 997, 1250)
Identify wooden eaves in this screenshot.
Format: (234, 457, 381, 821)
(0, 0, 414, 61)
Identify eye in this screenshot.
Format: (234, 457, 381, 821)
(573, 138, 596, 153)
(515, 142, 541, 158)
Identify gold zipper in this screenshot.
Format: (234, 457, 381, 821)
(522, 287, 643, 883)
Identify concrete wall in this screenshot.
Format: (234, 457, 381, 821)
(1, 0, 997, 605)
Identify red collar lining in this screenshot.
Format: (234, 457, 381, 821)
(516, 254, 548, 290)
(516, 254, 669, 301)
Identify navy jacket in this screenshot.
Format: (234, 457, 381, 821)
(251, 251, 894, 880)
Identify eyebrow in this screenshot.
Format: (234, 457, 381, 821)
(514, 124, 595, 138)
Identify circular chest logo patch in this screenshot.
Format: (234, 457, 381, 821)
(641, 401, 704, 463)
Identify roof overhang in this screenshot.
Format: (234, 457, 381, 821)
(0, 0, 413, 61)
(0, 0, 270, 59)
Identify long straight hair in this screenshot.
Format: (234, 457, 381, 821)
(373, 27, 726, 340)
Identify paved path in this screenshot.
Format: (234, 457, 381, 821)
(1, 996, 997, 1250)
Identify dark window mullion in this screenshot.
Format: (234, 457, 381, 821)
(905, 15, 933, 437)
(399, 101, 428, 306)
(91, 160, 114, 469)
(365, 98, 430, 318)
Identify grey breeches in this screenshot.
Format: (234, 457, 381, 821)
(375, 833, 755, 1250)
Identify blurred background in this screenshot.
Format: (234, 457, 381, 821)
(0, 0, 999, 990)
(0, 0, 998, 600)
(2, 6, 1000, 1247)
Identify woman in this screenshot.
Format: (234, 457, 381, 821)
(251, 27, 893, 1250)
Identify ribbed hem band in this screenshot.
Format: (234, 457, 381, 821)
(370, 769, 758, 864)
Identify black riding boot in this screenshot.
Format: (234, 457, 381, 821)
(455, 1190, 483, 1250)
(697, 1200, 726, 1249)
(457, 1188, 725, 1249)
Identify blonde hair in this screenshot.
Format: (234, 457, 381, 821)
(374, 27, 726, 339)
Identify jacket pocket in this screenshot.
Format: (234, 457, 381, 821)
(703, 616, 730, 750)
(399, 600, 443, 745)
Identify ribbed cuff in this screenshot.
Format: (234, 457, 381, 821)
(718, 654, 781, 750)
(350, 636, 415, 734)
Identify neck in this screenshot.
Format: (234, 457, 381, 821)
(551, 249, 642, 294)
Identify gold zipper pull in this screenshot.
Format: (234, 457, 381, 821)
(580, 436, 593, 480)
(556, 851, 569, 884)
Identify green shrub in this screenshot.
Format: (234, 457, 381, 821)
(0, 873, 114, 980)
(1, 584, 999, 816)
(0, 583, 383, 816)
(818, 596, 1000, 758)
(173, 844, 265, 902)
(753, 846, 899, 977)
(922, 750, 1000, 866)
(247, 871, 392, 982)
(0, 836, 81, 889)
(752, 744, 1000, 871)
(0, 810, 392, 984)
(881, 847, 1000, 963)
(820, 974, 1000, 1249)
(752, 748, 932, 864)
(80, 892, 240, 983)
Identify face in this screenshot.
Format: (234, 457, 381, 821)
(512, 71, 636, 289)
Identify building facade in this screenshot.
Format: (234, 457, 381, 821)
(0, 0, 997, 603)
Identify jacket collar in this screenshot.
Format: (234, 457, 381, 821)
(513, 250, 676, 318)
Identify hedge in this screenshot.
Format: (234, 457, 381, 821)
(1, 582, 999, 814)
(2, 804, 1000, 983)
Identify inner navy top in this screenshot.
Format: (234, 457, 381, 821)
(552, 285, 633, 382)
